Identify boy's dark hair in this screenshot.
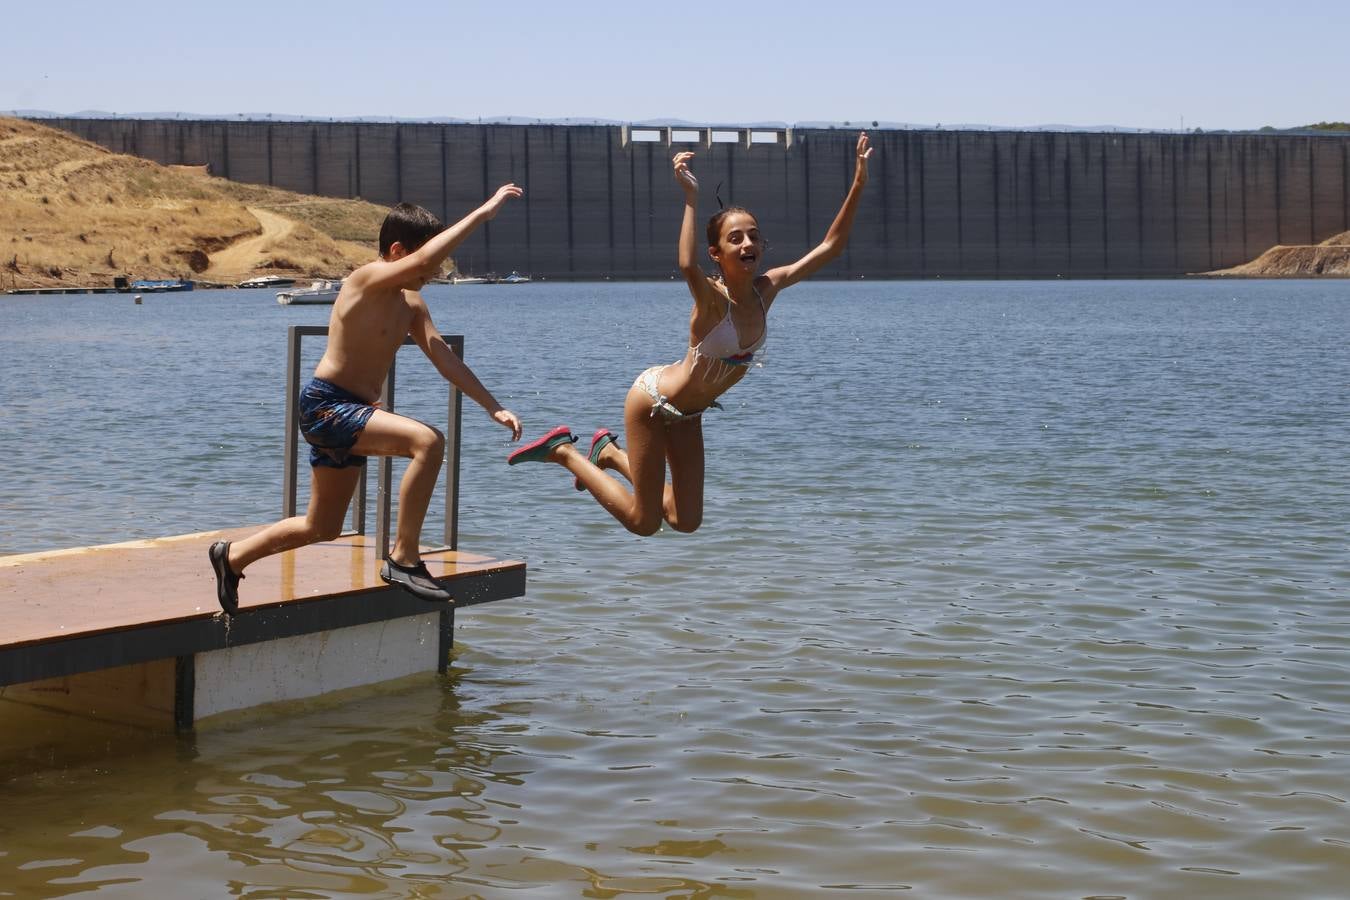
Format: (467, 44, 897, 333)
(378, 202, 444, 258)
(706, 207, 757, 247)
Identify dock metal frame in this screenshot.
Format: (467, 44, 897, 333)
(282, 326, 464, 561)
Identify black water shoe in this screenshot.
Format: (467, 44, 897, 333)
(209, 540, 244, 615)
(380, 558, 454, 603)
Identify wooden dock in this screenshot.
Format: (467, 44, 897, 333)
(0, 527, 525, 729)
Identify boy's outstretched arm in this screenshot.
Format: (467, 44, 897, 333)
(362, 184, 524, 292)
(764, 132, 872, 295)
(407, 292, 523, 441)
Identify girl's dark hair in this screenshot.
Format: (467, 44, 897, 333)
(378, 202, 444, 258)
(705, 206, 757, 247)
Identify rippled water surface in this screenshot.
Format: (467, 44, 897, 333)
(2, 281, 1348, 898)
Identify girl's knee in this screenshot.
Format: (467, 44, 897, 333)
(667, 515, 701, 534)
(627, 513, 663, 537)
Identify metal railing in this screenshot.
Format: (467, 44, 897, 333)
(283, 325, 463, 561)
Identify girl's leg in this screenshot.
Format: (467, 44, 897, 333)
(349, 409, 445, 566)
(598, 440, 633, 483)
(554, 387, 669, 535)
(661, 417, 705, 532)
(228, 464, 364, 572)
(599, 408, 703, 531)
(602, 418, 702, 531)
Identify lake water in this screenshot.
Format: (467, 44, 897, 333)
(1, 280, 1348, 898)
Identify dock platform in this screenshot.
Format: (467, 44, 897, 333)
(0, 528, 525, 729)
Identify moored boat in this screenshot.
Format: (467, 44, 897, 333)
(276, 279, 343, 305)
(238, 275, 296, 289)
(130, 279, 194, 293)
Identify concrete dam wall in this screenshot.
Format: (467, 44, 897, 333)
(46, 118, 1350, 279)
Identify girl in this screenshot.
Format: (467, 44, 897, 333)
(508, 132, 872, 535)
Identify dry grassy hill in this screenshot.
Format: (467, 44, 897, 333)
(0, 117, 391, 289)
(1208, 230, 1350, 277)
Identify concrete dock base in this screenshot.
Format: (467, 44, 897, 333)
(4, 611, 447, 729)
(193, 612, 444, 721)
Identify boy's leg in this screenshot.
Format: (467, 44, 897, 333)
(348, 408, 445, 566)
(212, 463, 362, 612)
(228, 465, 365, 572)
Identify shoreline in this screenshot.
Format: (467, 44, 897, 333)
(8, 272, 1350, 296)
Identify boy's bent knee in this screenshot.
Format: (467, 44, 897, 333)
(412, 425, 445, 459)
(305, 523, 345, 543)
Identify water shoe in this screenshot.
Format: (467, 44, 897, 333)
(208, 540, 244, 615)
(380, 558, 454, 603)
(507, 425, 577, 465)
(574, 428, 620, 491)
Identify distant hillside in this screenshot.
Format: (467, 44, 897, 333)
(1207, 230, 1350, 277)
(0, 117, 390, 290)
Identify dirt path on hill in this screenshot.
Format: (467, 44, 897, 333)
(205, 207, 295, 278)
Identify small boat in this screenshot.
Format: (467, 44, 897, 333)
(238, 275, 296, 289)
(496, 271, 532, 285)
(277, 279, 343, 305)
(450, 273, 489, 285)
(130, 279, 194, 293)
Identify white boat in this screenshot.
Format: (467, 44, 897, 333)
(238, 275, 296, 289)
(277, 279, 343, 305)
(450, 274, 489, 285)
(496, 271, 532, 285)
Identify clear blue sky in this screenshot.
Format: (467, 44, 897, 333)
(4, 0, 1346, 131)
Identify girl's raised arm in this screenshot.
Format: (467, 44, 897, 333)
(673, 151, 705, 289)
(763, 132, 872, 298)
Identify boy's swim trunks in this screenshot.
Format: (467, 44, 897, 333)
(298, 377, 376, 469)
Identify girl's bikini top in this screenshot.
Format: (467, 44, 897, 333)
(688, 282, 768, 372)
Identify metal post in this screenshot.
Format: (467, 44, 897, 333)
(444, 336, 463, 550)
(375, 356, 396, 562)
(283, 327, 302, 518)
(285, 325, 367, 534)
(351, 462, 366, 535)
(282, 328, 462, 560)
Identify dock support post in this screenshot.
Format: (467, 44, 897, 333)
(174, 655, 195, 731)
(438, 608, 454, 673)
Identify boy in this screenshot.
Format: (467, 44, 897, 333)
(209, 186, 524, 613)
